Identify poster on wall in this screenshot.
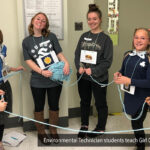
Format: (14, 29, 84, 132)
(108, 0, 119, 45)
(23, 0, 63, 39)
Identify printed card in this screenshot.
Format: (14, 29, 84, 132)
(120, 84, 135, 95)
(36, 50, 59, 69)
(80, 50, 97, 64)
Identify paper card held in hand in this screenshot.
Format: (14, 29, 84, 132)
(120, 84, 135, 95)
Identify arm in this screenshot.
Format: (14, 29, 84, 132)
(115, 63, 150, 88)
(74, 35, 85, 74)
(50, 33, 70, 75)
(114, 63, 125, 83)
(0, 100, 7, 112)
(25, 60, 52, 78)
(26, 60, 42, 74)
(131, 63, 150, 88)
(114, 52, 130, 83)
(114, 72, 122, 80)
(0, 90, 7, 112)
(57, 52, 69, 75)
(0, 45, 25, 73)
(10, 66, 25, 72)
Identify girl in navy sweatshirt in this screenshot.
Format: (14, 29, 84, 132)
(114, 28, 150, 150)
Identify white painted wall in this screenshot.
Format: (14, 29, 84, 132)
(67, 0, 94, 108)
(0, 0, 94, 122)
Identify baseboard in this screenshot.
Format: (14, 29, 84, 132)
(4, 106, 93, 131)
(23, 117, 68, 132)
(4, 117, 23, 128)
(68, 106, 93, 118)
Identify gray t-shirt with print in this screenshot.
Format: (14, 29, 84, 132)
(22, 32, 62, 88)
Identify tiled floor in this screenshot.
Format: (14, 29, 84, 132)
(3, 112, 150, 150)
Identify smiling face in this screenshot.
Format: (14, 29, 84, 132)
(32, 13, 47, 33)
(87, 12, 101, 33)
(133, 29, 150, 51)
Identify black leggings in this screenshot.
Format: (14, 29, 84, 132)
(31, 85, 62, 112)
(0, 125, 4, 141)
(78, 78, 108, 130)
(131, 104, 148, 148)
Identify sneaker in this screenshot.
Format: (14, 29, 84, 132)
(87, 128, 104, 138)
(78, 126, 88, 138)
(136, 142, 145, 150)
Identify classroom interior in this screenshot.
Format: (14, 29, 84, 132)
(0, 0, 150, 149)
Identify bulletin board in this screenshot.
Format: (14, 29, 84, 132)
(108, 0, 119, 45)
(23, 0, 63, 39)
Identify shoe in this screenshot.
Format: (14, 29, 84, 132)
(38, 134, 51, 145)
(136, 142, 145, 150)
(78, 126, 88, 138)
(87, 128, 104, 138)
(50, 133, 59, 144)
(136, 146, 145, 150)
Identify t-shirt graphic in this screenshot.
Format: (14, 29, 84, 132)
(39, 54, 54, 69)
(33, 40, 59, 69)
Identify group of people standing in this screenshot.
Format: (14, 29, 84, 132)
(0, 3, 150, 150)
(21, 4, 113, 146)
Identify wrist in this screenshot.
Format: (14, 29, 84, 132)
(65, 61, 69, 66)
(80, 62, 84, 68)
(129, 78, 131, 84)
(40, 70, 43, 75)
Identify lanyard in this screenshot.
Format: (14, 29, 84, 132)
(32, 36, 44, 49)
(83, 32, 100, 50)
